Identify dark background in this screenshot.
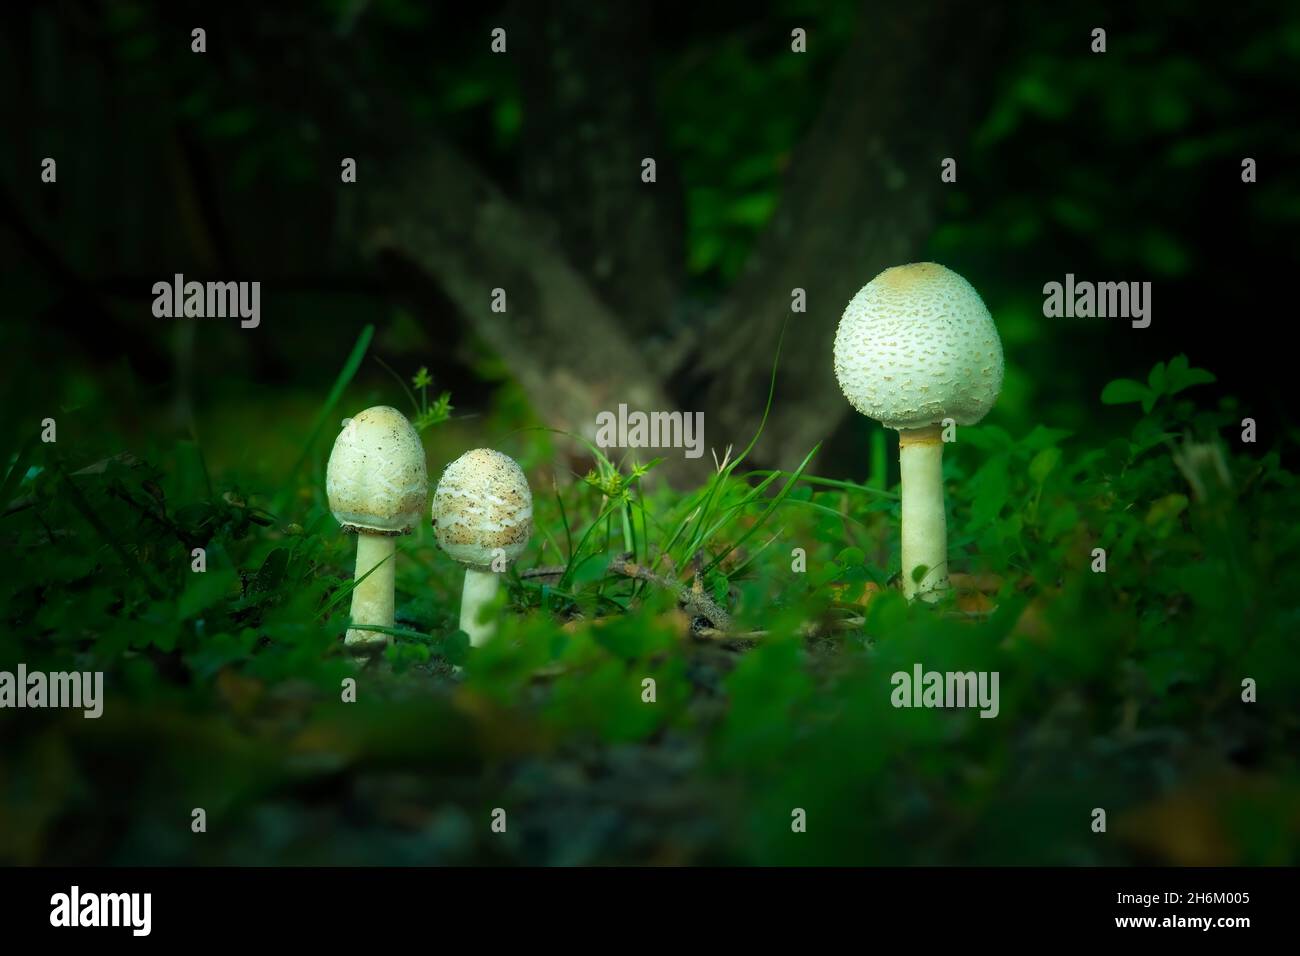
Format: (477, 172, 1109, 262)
(2, 0, 1297, 480)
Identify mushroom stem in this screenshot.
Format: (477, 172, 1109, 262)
(345, 533, 396, 649)
(898, 424, 949, 602)
(460, 567, 501, 647)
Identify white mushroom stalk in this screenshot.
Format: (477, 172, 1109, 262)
(431, 448, 533, 646)
(459, 566, 503, 643)
(898, 424, 947, 597)
(833, 263, 1003, 602)
(325, 406, 428, 649)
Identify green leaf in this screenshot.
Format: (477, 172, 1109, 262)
(726, 192, 778, 227)
(439, 631, 471, 667)
(813, 562, 843, 588)
(1020, 426, 1072, 451)
(1145, 493, 1189, 537)
(1029, 447, 1062, 485)
(1101, 378, 1151, 405)
(835, 547, 866, 567)
(969, 456, 1010, 529)
(1147, 361, 1168, 396)
(177, 568, 238, 621)
(1164, 354, 1217, 396)
(1043, 503, 1079, 541)
(688, 234, 724, 274)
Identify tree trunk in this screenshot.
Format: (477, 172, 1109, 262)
(672, 1, 1008, 469)
(357, 140, 672, 447)
(516, 0, 685, 356)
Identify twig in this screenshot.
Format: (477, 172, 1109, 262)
(520, 565, 567, 582)
(696, 616, 866, 642)
(609, 553, 733, 632)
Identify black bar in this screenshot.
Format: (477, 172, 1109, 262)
(0, 866, 1285, 942)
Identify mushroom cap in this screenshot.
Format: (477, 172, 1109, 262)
(325, 406, 428, 534)
(833, 262, 1004, 430)
(431, 448, 533, 569)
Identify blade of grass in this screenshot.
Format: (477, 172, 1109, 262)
(631, 490, 652, 598)
(869, 429, 887, 490)
(654, 504, 700, 573)
(704, 442, 820, 575)
(670, 322, 787, 566)
(275, 324, 374, 513)
(554, 477, 573, 561)
(727, 527, 785, 578)
(56, 465, 165, 598)
(372, 355, 420, 416)
(315, 546, 394, 620)
(0, 436, 37, 512)
(695, 469, 783, 545)
(747, 470, 898, 499)
(729, 319, 787, 468)
(620, 500, 635, 557)
(558, 498, 621, 591)
(537, 523, 566, 565)
(345, 623, 432, 641)
(782, 497, 874, 532)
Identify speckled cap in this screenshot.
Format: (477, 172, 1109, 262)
(431, 448, 533, 569)
(833, 262, 1004, 430)
(326, 406, 428, 534)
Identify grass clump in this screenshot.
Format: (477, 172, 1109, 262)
(1, 346, 1296, 866)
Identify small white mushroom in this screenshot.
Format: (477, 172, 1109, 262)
(833, 262, 1003, 601)
(325, 406, 428, 648)
(431, 448, 533, 646)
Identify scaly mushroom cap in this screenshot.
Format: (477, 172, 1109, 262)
(432, 448, 533, 569)
(326, 406, 428, 534)
(833, 262, 1004, 430)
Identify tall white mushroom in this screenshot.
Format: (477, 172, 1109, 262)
(431, 448, 533, 646)
(833, 262, 1003, 601)
(326, 406, 428, 648)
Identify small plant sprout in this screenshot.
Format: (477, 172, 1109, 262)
(409, 365, 454, 433)
(431, 448, 533, 646)
(833, 262, 1003, 601)
(325, 406, 429, 649)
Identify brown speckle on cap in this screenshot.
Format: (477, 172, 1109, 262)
(431, 448, 533, 569)
(325, 406, 428, 533)
(832, 262, 1004, 429)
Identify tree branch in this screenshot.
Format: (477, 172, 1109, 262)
(357, 139, 673, 445)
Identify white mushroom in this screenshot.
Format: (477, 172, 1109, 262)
(431, 448, 533, 646)
(325, 406, 428, 648)
(833, 262, 1003, 601)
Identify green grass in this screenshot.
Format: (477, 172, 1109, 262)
(1, 351, 1297, 865)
